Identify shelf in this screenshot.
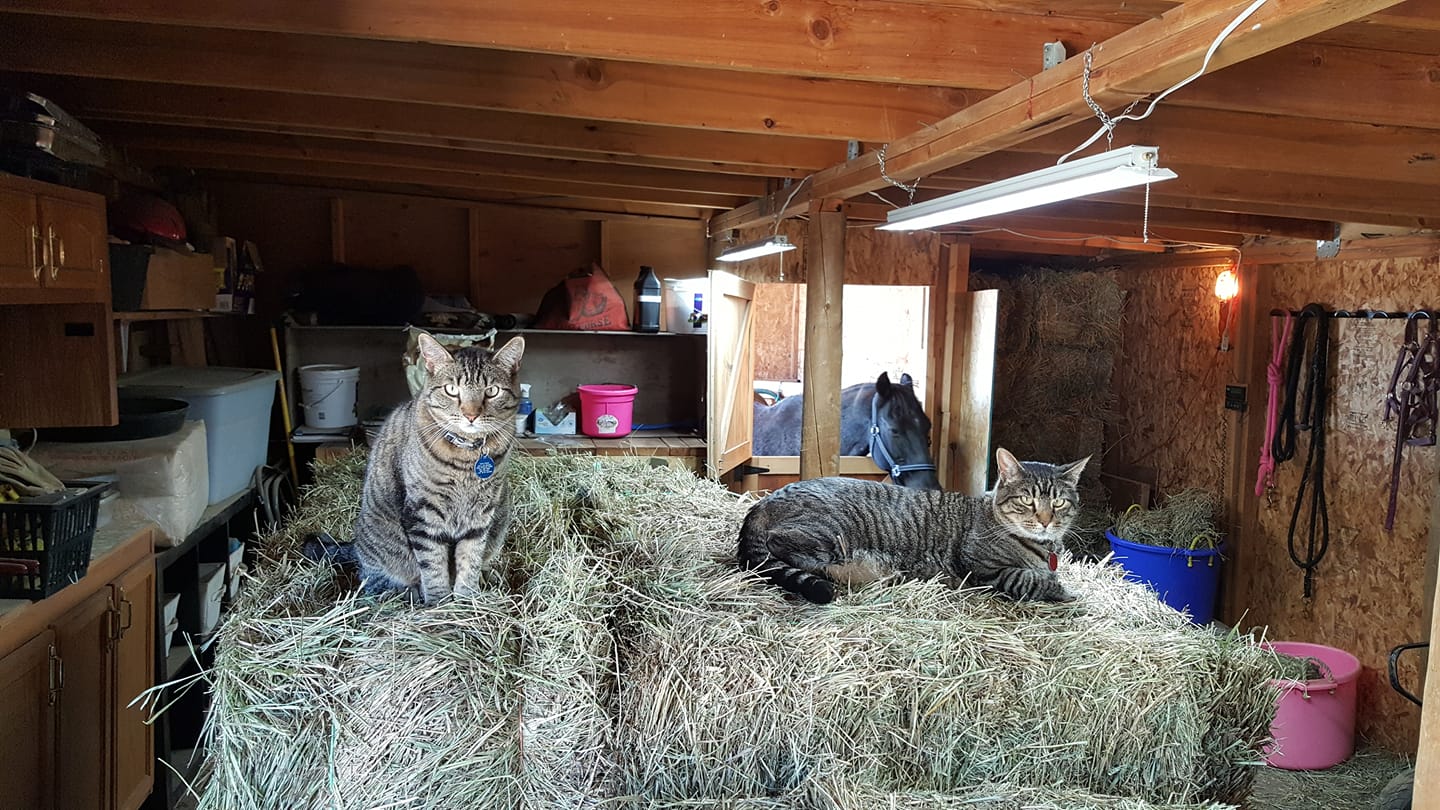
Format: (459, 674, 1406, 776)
(156, 488, 256, 568)
(112, 310, 221, 322)
(165, 643, 197, 680)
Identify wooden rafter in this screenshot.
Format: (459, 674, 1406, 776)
(8, 74, 843, 176)
(0, 0, 1134, 88)
(111, 127, 770, 197)
(710, 0, 1411, 234)
(0, 14, 971, 142)
(147, 154, 748, 209)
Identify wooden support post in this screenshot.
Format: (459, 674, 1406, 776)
(1416, 574, 1440, 807)
(329, 197, 345, 263)
(800, 199, 844, 480)
(1223, 261, 1273, 624)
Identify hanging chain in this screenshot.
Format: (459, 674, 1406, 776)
(1081, 49, 1117, 150)
(1081, 47, 1141, 153)
(876, 144, 920, 203)
(1142, 175, 1152, 243)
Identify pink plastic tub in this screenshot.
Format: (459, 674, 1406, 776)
(577, 384, 637, 438)
(1263, 641, 1360, 770)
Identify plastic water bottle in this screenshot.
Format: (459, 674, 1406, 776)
(633, 266, 661, 333)
(516, 383, 534, 435)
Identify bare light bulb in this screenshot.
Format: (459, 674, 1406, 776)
(1215, 268, 1239, 302)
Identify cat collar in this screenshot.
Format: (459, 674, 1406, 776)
(442, 431, 485, 450)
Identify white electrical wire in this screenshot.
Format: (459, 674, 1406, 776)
(1058, 0, 1270, 165)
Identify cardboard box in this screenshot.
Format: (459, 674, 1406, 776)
(533, 409, 577, 435)
(108, 245, 216, 311)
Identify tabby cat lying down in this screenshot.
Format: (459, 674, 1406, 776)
(738, 448, 1087, 604)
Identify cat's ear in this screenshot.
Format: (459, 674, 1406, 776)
(1057, 455, 1090, 487)
(492, 336, 526, 376)
(875, 371, 893, 395)
(995, 447, 1023, 483)
(416, 332, 453, 374)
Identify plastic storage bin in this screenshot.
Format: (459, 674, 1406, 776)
(119, 366, 279, 504)
(195, 562, 225, 635)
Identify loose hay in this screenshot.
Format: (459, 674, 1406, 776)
(193, 450, 1282, 810)
(1113, 489, 1224, 550)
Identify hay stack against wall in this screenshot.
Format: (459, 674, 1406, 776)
(193, 452, 1279, 810)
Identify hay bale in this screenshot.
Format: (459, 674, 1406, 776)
(192, 451, 1280, 809)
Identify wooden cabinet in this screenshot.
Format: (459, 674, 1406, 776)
(0, 528, 156, 810)
(0, 631, 58, 810)
(0, 174, 109, 306)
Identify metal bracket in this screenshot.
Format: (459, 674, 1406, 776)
(1316, 236, 1342, 259)
(846, 140, 861, 161)
(732, 464, 771, 482)
(1042, 41, 1067, 71)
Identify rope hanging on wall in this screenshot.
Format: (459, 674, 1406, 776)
(1275, 303, 1331, 599)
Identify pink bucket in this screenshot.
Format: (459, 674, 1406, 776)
(1263, 641, 1360, 770)
(577, 384, 637, 438)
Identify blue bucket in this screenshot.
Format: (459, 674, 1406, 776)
(1105, 530, 1223, 624)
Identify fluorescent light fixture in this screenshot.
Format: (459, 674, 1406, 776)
(878, 145, 1178, 231)
(716, 234, 797, 262)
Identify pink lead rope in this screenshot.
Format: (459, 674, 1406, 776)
(1256, 312, 1294, 497)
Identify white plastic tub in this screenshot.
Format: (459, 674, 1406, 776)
(119, 366, 279, 504)
(196, 562, 225, 635)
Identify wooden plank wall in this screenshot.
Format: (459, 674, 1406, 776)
(1112, 253, 1440, 754)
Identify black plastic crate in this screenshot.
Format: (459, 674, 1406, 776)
(0, 480, 108, 601)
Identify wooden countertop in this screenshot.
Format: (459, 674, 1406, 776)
(0, 515, 154, 653)
(520, 432, 705, 456)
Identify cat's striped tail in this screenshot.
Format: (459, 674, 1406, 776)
(737, 509, 835, 604)
(301, 531, 359, 566)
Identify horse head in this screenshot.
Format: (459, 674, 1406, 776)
(870, 372, 941, 490)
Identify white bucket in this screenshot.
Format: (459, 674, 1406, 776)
(664, 278, 708, 333)
(298, 364, 359, 429)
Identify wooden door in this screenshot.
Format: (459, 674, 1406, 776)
(111, 558, 155, 810)
(38, 195, 108, 297)
(0, 186, 40, 293)
(706, 270, 755, 483)
(53, 588, 115, 810)
(0, 630, 58, 810)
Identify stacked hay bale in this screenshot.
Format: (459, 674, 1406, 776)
(971, 267, 1126, 556)
(195, 452, 1278, 810)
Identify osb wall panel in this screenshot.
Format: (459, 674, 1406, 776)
(1243, 255, 1440, 753)
(1115, 254, 1440, 753)
(754, 282, 804, 382)
(729, 221, 941, 285)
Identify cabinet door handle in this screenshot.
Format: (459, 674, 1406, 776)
(47, 643, 61, 705)
(119, 597, 134, 635)
(29, 225, 41, 280)
(48, 226, 62, 280)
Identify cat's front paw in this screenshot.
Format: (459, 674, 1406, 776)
(1049, 587, 1079, 603)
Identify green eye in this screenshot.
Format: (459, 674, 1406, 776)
(1053, 498, 1069, 509)
(1017, 496, 1034, 507)
(443, 383, 459, 397)
(485, 385, 501, 398)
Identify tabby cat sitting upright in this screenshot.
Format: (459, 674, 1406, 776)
(305, 333, 525, 604)
(738, 448, 1087, 604)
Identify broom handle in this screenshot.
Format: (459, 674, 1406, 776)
(270, 326, 301, 487)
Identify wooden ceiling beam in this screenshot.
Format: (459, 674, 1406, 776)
(0, 15, 970, 142)
(0, 0, 1133, 88)
(1007, 106, 1440, 187)
(1164, 41, 1440, 129)
(929, 155, 1440, 229)
(848, 196, 1327, 242)
(710, 0, 1409, 234)
(109, 126, 769, 198)
(7, 73, 842, 176)
(136, 153, 748, 210)
(205, 178, 711, 222)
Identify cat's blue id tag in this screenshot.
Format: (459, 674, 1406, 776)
(474, 455, 496, 480)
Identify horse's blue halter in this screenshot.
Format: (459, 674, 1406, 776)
(868, 394, 937, 482)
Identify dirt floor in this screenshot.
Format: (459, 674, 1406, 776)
(1247, 745, 1411, 810)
